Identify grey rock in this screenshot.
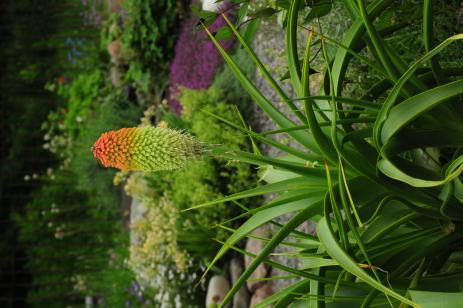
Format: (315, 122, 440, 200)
(230, 258, 250, 308)
(129, 197, 147, 246)
(206, 275, 231, 308)
(110, 66, 123, 87)
(244, 225, 271, 292)
(230, 258, 243, 284)
(249, 282, 274, 307)
(107, 40, 122, 65)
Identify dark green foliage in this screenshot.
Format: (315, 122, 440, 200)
(14, 170, 151, 307)
(120, 0, 187, 92)
(14, 172, 117, 307)
(377, 0, 463, 65)
(44, 70, 104, 139)
(121, 0, 185, 72)
(345, 0, 463, 97)
(1, 0, 101, 305)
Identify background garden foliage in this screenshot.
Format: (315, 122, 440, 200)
(12, 0, 257, 306)
(168, 7, 235, 111)
(119, 0, 186, 93)
(7, 0, 463, 307)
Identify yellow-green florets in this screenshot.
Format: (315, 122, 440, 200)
(92, 127, 203, 171)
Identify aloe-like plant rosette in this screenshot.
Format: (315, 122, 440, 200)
(92, 126, 204, 171)
(180, 1, 463, 308)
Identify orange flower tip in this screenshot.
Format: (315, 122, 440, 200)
(92, 126, 203, 172)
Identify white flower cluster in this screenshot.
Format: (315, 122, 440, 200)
(23, 173, 39, 181)
(201, 0, 224, 12)
(123, 172, 201, 305)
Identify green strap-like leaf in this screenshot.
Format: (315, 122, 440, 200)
(410, 291, 463, 308)
(373, 33, 463, 148)
(198, 196, 323, 290)
(222, 150, 327, 177)
(221, 13, 307, 123)
(356, 0, 401, 83)
(219, 202, 324, 307)
(302, 29, 338, 164)
(317, 217, 422, 308)
(203, 109, 317, 161)
(380, 79, 463, 143)
(185, 176, 323, 211)
(202, 21, 321, 151)
(254, 279, 310, 308)
(377, 155, 463, 188)
(286, 0, 302, 96)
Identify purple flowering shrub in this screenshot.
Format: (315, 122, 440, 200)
(168, 7, 235, 112)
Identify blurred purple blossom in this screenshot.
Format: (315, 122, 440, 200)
(131, 281, 139, 294)
(168, 6, 235, 113)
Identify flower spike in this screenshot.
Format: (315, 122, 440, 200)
(92, 127, 203, 172)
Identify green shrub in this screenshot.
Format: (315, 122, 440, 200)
(119, 0, 186, 92)
(121, 0, 185, 73)
(176, 87, 256, 222)
(63, 70, 103, 138)
(41, 70, 104, 160)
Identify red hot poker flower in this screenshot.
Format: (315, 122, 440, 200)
(92, 127, 203, 172)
